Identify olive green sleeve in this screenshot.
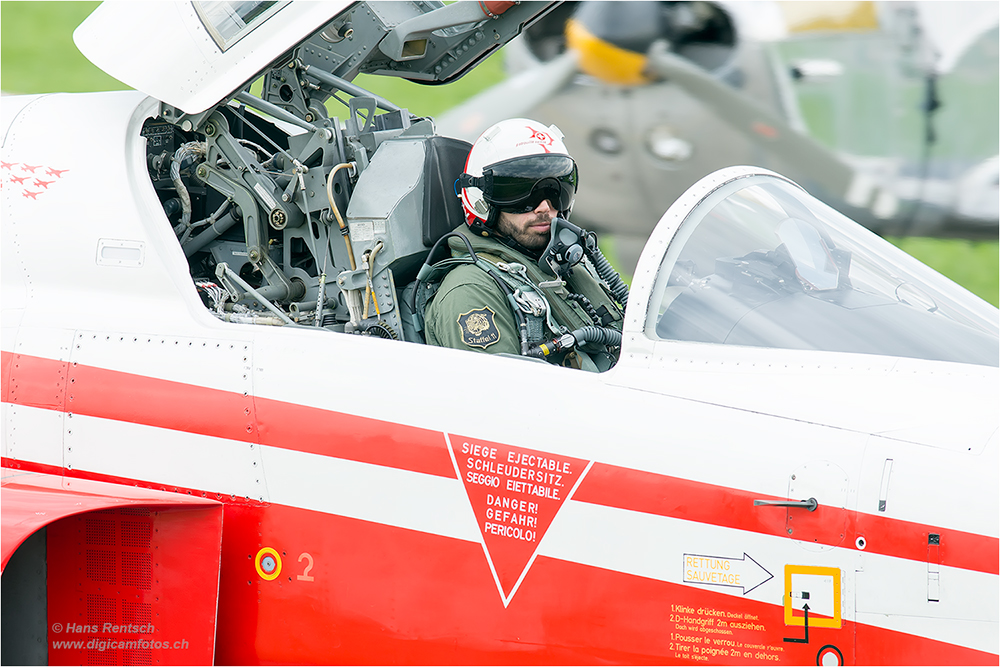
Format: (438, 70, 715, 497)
(424, 266, 521, 356)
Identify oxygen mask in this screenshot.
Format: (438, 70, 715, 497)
(539, 217, 586, 278)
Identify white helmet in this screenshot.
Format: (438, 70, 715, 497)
(459, 118, 578, 229)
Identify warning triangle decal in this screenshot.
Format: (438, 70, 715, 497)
(448, 435, 591, 604)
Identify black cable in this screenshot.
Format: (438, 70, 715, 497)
(566, 292, 602, 325)
(409, 232, 479, 314)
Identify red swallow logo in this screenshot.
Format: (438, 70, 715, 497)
(33, 179, 55, 189)
(526, 127, 555, 153)
(0, 161, 15, 170)
(46, 167, 69, 177)
(21, 164, 41, 173)
(10, 174, 27, 185)
(22, 190, 41, 200)
(529, 128, 552, 142)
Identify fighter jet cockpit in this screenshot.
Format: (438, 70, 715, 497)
(646, 172, 1000, 366)
(79, 1, 560, 341)
(74, 2, 997, 371)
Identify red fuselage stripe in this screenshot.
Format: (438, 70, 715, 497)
(255, 395, 456, 479)
(2, 351, 455, 479)
(3, 351, 996, 575)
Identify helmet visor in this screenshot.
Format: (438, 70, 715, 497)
(482, 155, 578, 213)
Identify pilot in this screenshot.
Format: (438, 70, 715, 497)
(424, 118, 625, 371)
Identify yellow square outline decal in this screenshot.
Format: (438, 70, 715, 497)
(784, 565, 841, 628)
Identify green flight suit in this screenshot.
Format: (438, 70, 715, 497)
(424, 225, 623, 370)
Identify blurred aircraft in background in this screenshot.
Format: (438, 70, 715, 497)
(438, 1, 1000, 270)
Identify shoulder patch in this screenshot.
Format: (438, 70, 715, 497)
(457, 307, 501, 349)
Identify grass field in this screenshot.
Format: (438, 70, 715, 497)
(2, 1, 997, 305)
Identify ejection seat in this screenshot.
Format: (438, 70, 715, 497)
(392, 134, 471, 285)
(338, 126, 470, 342)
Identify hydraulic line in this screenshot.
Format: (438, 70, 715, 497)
(363, 240, 384, 319)
(215, 262, 295, 325)
(180, 200, 230, 245)
(313, 211, 331, 328)
(326, 162, 358, 270)
(183, 210, 239, 257)
(236, 138, 272, 162)
(170, 141, 207, 233)
(219, 312, 285, 326)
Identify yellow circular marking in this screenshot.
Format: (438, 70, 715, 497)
(566, 19, 650, 86)
(782, 1, 879, 34)
(254, 547, 282, 581)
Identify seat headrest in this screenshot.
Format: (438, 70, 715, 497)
(422, 136, 472, 247)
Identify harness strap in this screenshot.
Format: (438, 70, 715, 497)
(473, 255, 565, 338)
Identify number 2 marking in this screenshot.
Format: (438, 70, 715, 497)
(297, 552, 315, 581)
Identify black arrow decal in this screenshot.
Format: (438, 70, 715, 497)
(783, 603, 810, 644)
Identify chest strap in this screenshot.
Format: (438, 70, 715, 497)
(475, 257, 565, 341)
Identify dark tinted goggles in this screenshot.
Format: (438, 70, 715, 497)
(463, 155, 578, 214)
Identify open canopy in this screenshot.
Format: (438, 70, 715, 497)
(74, 1, 559, 115)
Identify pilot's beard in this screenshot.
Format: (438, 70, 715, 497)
(496, 213, 552, 251)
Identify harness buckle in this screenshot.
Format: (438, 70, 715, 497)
(497, 261, 530, 283)
(513, 287, 547, 317)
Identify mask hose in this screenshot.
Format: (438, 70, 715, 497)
(529, 325, 622, 360)
(582, 231, 629, 308)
